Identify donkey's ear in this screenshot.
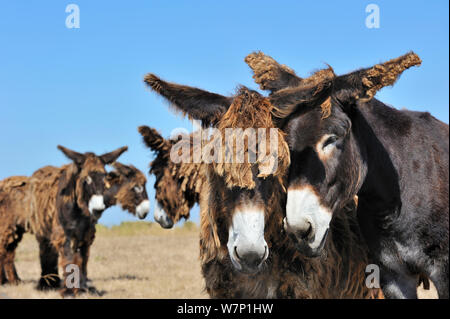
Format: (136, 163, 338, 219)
(144, 74, 232, 127)
(337, 52, 422, 102)
(269, 67, 335, 119)
(57, 145, 86, 166)
(111, 162, 135, 177)
(106, 171, 120, 180)
(245, 51, 303, 93)
(100, 146, 128, 164)
(138, 125, 171, 156)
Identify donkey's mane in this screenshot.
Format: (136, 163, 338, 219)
(155, 134, 206, 221)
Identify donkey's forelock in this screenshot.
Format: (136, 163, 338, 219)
(212, 87, 290, 189)
(81, 155, 108, 174)
(222, 87, 274, 127)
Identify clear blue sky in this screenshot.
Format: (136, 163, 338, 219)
(0, 1, 448, 226)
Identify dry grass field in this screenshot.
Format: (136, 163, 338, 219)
(0, 222, 437, 299)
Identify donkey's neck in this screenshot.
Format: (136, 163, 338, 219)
(353, 99, 404, 215)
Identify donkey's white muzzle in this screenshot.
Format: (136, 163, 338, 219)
(136, 199, 150, 219)
(285, 188, 331, 255)
(88, 195, 105, 214)
(154, 201, 174, 229)
(227, 209, 268, 273)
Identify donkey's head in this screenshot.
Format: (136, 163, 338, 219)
(104, 162, 150, 219)
(246, 52, 421, 256)
(144, 75, 289, 273)
(138, 126, 197, 228)
(57, 145, 128, 216)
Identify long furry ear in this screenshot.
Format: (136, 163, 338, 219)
(57, 145, 86, 166)
(138, 126, 171, 155)
(338, 52, 422, 102)
(111, 162, 135, 177)
(269, 67, 336, 119)
(100, 146, 128, 164)
(245, 51, 303, 93)
(144, 74, 232, 127)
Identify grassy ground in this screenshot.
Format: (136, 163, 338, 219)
(0, 221, 208, 299)
(0, 221, 437, 299)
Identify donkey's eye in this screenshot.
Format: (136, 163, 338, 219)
(322, 135, 338, 149)
(134, 186, 143, 193)
(86, 176, 93, 185)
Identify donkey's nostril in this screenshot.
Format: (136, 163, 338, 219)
(300, 222, 313, 240)
(234, 246, 241, 261)
(234, 245, 267, 270)
(164, 216, 174, 228)
(241, 252, 264, 269)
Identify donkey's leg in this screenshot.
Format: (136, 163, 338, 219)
(3, 227, 25, 284)
(427, 259, 449, 299)
(3, 256, 20, 285)
(0, 245, 7, 285)
(3, 252, 20, 285)
(80, 224, 97, 292)
(37, 237, 61, 290)
(0, 266, 6, 285)
(379, 264, 418, 299)
(57, 240, 85, 297)
(79, 243, 98, 294)
(0, 227, 16, 285)
(59, 251, 84, 296)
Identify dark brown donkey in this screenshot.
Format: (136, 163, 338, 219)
(0, 145, 127, 294)
(246, 52, 448, 299)
(143, 74, 382, 298)
(77, 161, 150, 291)
(138, 126, 204, 228)
(0, 161, 149, 290)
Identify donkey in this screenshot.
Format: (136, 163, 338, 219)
(0, 176, 30, 285)
(245, 51, 449, 299)
(77, 161, 150, 291)
(104, 162, 150, 220)
(0, 145, 127, 295)
(0, 161, 149, 291)
(138, 126, 204, 228)
(143, 74, 382, 298)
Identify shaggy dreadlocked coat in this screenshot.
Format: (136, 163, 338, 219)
(139, 126, 206, 225)
(142, 74, 383, 298)
(0, 146, 127, 293)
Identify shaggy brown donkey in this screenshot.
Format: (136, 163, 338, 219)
(144, 74, 382, 298)
(77, 161, 150, 291)
(0, 161, 149, 292)
(0, 145, 127, 295)
(246, 52, 447, 299)
(0, 176, 30, 285)
(138, 126, 204, 228)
